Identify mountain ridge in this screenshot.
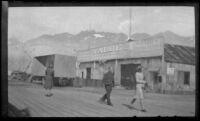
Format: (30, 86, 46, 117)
(8, 30, 195, 72)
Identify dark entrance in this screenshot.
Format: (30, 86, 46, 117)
(150, 71, 161, 92)
(86, 68, 91, 86)
(184, 71, 190, 85)
(121, 64, 140, 89)
(86, 68, 91, 79)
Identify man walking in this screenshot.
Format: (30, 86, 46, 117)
(130, 65, 147, 112)
(98, 66, 114, 106)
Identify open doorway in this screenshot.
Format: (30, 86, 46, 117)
(150, 71, 161, 92)
(86, 68, 91, 79)
(121, 64, 140, 89)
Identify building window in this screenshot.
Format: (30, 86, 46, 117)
(184, 71, 190, 85)
(177, 71, 190, 86)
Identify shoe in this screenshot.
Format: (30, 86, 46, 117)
(141, 109, 147, 112)
(49, 93, 53, 97)
(107, 103, 113, 106)
(98, 99, 105, 104)
(45, 94, 49, 97)
(131, 99, 136, 105)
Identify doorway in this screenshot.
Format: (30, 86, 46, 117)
(86, 68, 91, 79)
(150, 71, 161, 92)
(86, 68, 91, 86)
(121, 64, 140, 89)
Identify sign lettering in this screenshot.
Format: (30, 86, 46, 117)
(94, 45, 121, 54)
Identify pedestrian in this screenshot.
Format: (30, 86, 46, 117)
(98, 66, 114, 106)
(44, 64, 54, 97)
(130, 65, 147, 112)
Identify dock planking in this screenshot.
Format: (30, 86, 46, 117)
(8, 81, 195, 117)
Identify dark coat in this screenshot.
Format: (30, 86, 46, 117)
(44, 68, 54, 89)
(103, 71, 114, 85)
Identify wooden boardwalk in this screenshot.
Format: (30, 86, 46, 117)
(8, 81, 195, 117)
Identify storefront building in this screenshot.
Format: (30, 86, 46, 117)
(76, 38, 195, 92)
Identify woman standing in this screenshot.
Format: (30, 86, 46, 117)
(44, 64, 54, 97)
(130, 66, 147, 112)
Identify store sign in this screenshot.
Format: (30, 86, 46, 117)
(94, 45, 120, 54)
(167, 67, 175, 75)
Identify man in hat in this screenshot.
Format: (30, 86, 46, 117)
(130, 65, 147, 112)
(98, 66, 114, 106)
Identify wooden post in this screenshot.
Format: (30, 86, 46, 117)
(161, 41, 166, 94)
(114, 59, 120, 87)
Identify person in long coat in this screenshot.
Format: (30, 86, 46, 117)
(130, 66, 147, 112)
(44, 64, 54, 97)
(98, 66, 114, 106)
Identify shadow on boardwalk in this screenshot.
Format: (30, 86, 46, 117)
(8, 103, 31, 117)
(122, 104, 141, 111)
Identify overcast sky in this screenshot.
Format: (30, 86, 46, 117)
(8, 6, 195, 42)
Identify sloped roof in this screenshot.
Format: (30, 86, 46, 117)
(35, 54, 55, 67)
(32, 54, 76, 77)
(164, 44, 195, 65)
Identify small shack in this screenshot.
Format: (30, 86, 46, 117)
(30, 54, 77, 86)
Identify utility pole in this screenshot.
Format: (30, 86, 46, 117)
(129, 7, 132, 40)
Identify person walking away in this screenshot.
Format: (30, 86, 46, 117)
(130, 66, 147, 112)
(44, 64, 54, 97)
(98, 67, 114, 106)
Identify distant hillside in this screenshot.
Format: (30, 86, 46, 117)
(24, 30, 128, 56)
(152, 31, 195, 47)
(8, 30, 195, 72)
(8, 38, 31, 72)
(131, 33, 151, 41)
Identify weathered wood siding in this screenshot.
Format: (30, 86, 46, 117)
(165, 62, 195, 91)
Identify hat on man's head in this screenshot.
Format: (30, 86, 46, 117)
(136, 65, 142, 72)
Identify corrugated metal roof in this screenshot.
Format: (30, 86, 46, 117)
(164, 44, 195, 65)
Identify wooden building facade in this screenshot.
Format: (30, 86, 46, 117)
(77, 38, 195, 93)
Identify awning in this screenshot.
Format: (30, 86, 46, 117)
(35, 55, 54, 67)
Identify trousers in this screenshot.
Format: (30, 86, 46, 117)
(101, 84, 112, 104)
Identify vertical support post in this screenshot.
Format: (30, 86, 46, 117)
(76, 61, 80, 78)
(114, 59, 120, 87)
(161, 41, 166, 94)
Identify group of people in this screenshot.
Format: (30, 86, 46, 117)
(98, 66, 147, 112)
(43, 64, 147, 112)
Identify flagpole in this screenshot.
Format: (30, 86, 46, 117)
(129, 7, 132, 40)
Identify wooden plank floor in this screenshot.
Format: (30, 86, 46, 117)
(8, 81, 195, 117)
